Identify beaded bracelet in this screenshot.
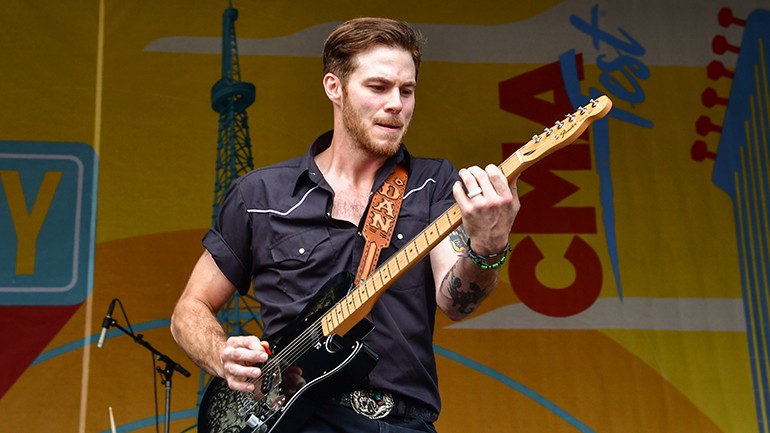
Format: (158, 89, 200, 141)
(465, 239, 512, 270)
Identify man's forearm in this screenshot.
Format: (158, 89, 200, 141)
(436, 226, 510, 320)
(170, 301, 228, 378)
(437, 227, 503, 320)
(438, 257, 499, 321)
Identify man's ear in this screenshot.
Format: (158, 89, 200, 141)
(323, 73, 343, 103)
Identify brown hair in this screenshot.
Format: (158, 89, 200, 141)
(323, 17, 424, 82)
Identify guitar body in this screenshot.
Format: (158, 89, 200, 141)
(197, 272, 379, 433)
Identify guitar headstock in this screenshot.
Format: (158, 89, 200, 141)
(513, 95, 613, 169)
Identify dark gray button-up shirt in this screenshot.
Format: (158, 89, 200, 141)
(204, 130, 459, 413)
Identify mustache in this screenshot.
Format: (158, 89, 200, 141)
(374, 116, 404, 128)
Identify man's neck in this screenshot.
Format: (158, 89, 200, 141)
(315, 134, 388, 194)
(314, 132, 392, 224)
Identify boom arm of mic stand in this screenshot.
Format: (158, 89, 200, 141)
(108, 322, 191, 377)
(107, 321, 190, 433)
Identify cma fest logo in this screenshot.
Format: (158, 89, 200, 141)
(499, 4, 649, 317)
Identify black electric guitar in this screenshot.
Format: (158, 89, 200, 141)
(197, 96, 613, 433)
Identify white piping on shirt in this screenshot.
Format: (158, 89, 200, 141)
(245, 178, 437, 216)
(246, 185, 320, 216)
(403, 178, 436, 199)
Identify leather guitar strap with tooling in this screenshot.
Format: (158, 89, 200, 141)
(354, 163, 408, 283)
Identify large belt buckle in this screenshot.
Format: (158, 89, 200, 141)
(349, 390, 395, 420)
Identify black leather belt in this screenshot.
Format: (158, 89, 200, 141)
(330, 389, 438, 422)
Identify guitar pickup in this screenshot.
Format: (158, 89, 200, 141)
(260, 367, 278, 395)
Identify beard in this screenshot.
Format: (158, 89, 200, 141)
(341, 94, 409, 158)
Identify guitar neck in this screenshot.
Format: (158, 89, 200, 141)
(320, 202, 464, 337)
(319, 96, 613, 337)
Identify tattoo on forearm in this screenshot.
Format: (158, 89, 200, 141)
(442, 266, 487, 314)
(448, 226, 469, 254)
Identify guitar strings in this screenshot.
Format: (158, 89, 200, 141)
(237, 320, 325, 415)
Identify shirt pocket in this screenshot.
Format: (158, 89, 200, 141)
(269, 226, 330, 265)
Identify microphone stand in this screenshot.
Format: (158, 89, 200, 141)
(104, 319, 190, 433)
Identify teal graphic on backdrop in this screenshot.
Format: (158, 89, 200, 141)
(0, 141, 98, 305)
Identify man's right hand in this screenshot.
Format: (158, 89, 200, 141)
(220, 335, 271, 393)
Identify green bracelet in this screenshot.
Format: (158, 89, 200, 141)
(465, 239, 512, 270)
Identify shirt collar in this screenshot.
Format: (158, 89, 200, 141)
(293, 130, 411, 196)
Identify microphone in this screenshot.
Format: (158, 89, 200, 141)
(97, 298, 117, 348)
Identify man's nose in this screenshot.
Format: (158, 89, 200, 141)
(383, 88, 403, 113)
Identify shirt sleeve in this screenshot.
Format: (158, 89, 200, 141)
(429, 159, 460, 220)
(202, 180, 253, 294)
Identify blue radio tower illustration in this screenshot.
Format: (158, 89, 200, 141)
(200, 2, 264, 402)
(211, 5, 255, 223)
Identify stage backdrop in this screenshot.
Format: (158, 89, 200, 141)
(1, 1, 768, 432)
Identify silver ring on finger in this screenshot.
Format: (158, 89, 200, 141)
(467, 187, 482, 198)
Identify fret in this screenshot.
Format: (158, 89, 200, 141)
(322, 314, 334, 335)
(360, 280, 373, 302)
(424, 225, 438, 242)
(345, 296, 356, 314)
(364, 279, 375, 297)
(393, 253, 402, 271)
(451, 207, 461, 222)
(417, 235, 428, 251)
(369, 272, 382, 298)
(444, 211, 454, 231)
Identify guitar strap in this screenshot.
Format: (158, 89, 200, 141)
(354, 163, 408, 283)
